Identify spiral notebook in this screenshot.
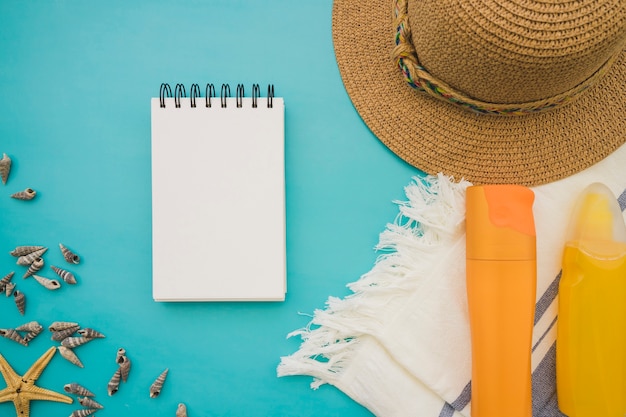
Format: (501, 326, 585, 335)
(151, 83, 286, 301)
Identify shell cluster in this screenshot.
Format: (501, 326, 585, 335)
(0, 321, 43, 346)
(108, 348, 132, 396)
(49, 321, 105, 368)
(4, 152, 186, 415)
(0, 271, 25, 315)
(64, 382, 103, 416)
(2, 244, 83, 315)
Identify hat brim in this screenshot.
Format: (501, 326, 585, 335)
(332, 0, 626, 186)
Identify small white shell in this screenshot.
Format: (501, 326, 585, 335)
(176, 403, 188, 417)
(23, 257, 44, 278)
(32, 275, 61, 290)
(78, 397, 104, 409)
(64, 383, 95, 397)
(50, 265, 77, 284)
(16, 248, 48, 266)
(149, 368, 169, 398)
(0, 153, 11, 185)
(61, 336, 93, 349)
(59, 243, 80, 264)
(107, 367, 122, 396)
(10, 245, 45, 257)
(58, 346, 84, 368)
(11, 187, 36, 200)
(49, 321, 79, 332)
(15, 321, 42, 332)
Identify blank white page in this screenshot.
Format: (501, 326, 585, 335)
(151, 96, 285, 301)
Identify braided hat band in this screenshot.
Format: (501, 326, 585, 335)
(392, 0, 620, 116)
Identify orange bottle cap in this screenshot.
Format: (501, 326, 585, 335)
(466, 185, 536, 261)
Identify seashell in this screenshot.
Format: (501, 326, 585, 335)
(115, 347, 126, 364)
(51, 265, 77, 284)
(59, 243, 81, 264)
(15, 320, 42, 332)
(16, 248, 48, 266)
(58, 346, 84, 368)
(13, 290, 25, 315)
(77, 328, 105, 339)
(10, 245, 45, 257)
(49, 321, 79, 332)
(23, 257, 44, 278)
(69, 409, 97, 417)
(4, 282, 15, 297)
(11, 187, 36, 200)
(0, 153, 11, 184)
(78, 397, 104, 409)
(176, 403, 187, 417)
(51, 325, 80, 341)
(64, 382, 95, 397)
(107, 367, 122, 396)
(149, 368, 169, 398)
(0, 271, 15, 292)
(119, 355, 131, 382)
(61, 336, 93, 349)
(32, 274, 61, 290)
(0, 328, 28, 346)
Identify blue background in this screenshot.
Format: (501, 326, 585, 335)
(0, 1, 420, 416)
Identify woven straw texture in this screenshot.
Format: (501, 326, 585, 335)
(332, 0, 626, 186)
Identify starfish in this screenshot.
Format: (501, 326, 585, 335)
(0, 346, 73, 417)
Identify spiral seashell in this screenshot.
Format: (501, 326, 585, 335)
(64, 382, 95, 397)
(69, 409, 97, 417)
(0, 153, 11, 184)
(15, 320, 42, 332)
(115, 347, 126, 364)
(119, 355, 131, 382)
(78, 397, 104, 409)
(51, 265, 77, 284)
(59, 243, 81, 264)
(51, 326, 80, 341)
(58, 346, 84, 368)
(0, 271, 14, 292)
(16, 248, 48, 266)
(13, 290, 25, 315)
(10, 245, 45, 257)
(49, 321, 79, 332)
(32, 274, 61, 290)
(0, 328, 28, 346)
(61, 336, 93, 349)
(149, 368, 169, 398)
(4, 282, 15, 297)
(77, 328, 105, 339)
(23, 257, 44, 278)
(107, 367, 122, 396)
(176, 403, 187, 417)
(11, 187, 36, 200)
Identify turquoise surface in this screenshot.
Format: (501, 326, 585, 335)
(0, 1, 421, 416)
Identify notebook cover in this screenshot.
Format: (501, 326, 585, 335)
(151, 96, 285, 301)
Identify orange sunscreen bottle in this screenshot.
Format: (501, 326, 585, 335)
(465, 185, 536, 417)
(557, 183, 626, 417)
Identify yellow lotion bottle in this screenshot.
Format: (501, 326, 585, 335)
(557, 183, 626, 417)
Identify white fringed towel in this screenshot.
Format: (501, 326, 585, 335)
(278, 144, 626, 417)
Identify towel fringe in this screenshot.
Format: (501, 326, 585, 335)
(277, 174, 470, 389)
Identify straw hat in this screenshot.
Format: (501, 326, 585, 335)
(332, 0, 626, 186)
